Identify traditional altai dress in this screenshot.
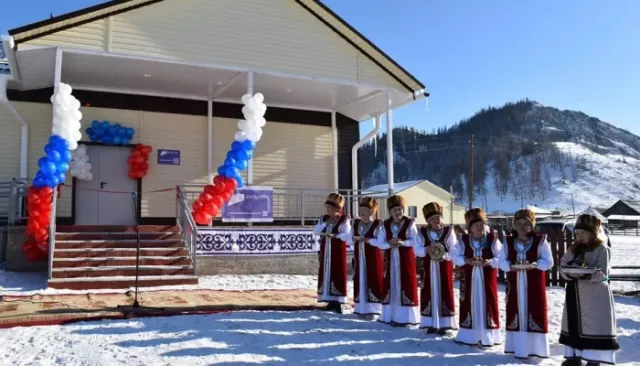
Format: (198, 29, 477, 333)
(369, 216, 421, 326)
(349, 218, 384, 316)
(314, 214, 352, 304)
(453, 228, 503, 346)
(415, 225, 458, 330)
(560, 244, 619, 365)
(498, 234, 554, 359)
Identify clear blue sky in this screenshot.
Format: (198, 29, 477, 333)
(3, 1, 640, 136)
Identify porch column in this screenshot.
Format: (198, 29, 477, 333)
(247, 72, 254, 186)
(331, 110, 338, 191)
(386, 90, 394, 196)
(207, 85, 213, 183)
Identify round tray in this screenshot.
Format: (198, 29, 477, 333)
(560, 266, 597, 275)
(511, 263, 534, 270)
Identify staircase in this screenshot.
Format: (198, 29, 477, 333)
(48, 225, 199, 290)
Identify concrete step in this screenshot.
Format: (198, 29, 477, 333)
(47, 275, 199, 290)
(51, 265, 194, 278)
(55, 239, 184, 249)
(53, 247, 190, 258)
(55, 225, 178, 233)
(52, 256, 192, 268)
(55, 231, 182, 241)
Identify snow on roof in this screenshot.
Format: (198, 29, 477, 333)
(580, 206, 608, 223)
(621, 200, 640, 214)
(525, 205, 553, 215)
(362, 180, 424, 197)
(607, 215, 640, 221)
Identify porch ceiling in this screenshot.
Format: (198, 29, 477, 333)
(10, 47, 420, 121)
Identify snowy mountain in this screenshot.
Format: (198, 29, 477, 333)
(359, 100, 640, 214)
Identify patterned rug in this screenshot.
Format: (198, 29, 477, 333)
(0, 289, 330, 328)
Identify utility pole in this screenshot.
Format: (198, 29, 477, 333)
(450, 185, 454, 225)
(571, 193, 576, 217)
(468, 134, 474, 210)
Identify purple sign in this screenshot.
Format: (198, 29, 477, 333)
(158, 149, 180, 165)
(222, 187, 273, 223)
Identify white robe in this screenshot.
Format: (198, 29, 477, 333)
(452, 226, 503, 346)
(415, 228, 458, 330)
(368, 220, 421, 326)
(314, 215, 352, 304)
(346, 221, 382, 316)
(498, 237, 554, 358)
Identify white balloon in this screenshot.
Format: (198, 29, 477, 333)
(237, 119, 250, 131)
(253, 93, 264, 104)
(68, 140, 78, 151)
(246, 129, 261, 142)
(73, 130, 82, 142)
(76, 144, 87, 155)
(234, 131, 247, 141)
(241, 94, 252, 105)
(59, 83, 72, 95)
(257, 104, 267, 116)
(256, 116, 266, 127)
(85, 172, 93, 181)
(84, 162, 92, 171)
(241, 106, 256, 120)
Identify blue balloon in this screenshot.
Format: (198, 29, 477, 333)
(48, 135, 64, 144)
(91, 120, 101, 129)
(241, 140, 256, 151)
(121, 137, 131, 145)
(114, 123, 122, 130)
(102, 135, 113, 144)
(57, 172, 67, 184)
(94, 127, 104, 136)
(37, 157, 49, 168)
(33, 177, 46, 188)
(45, 176, 59, 188)
(54, 138, 70, 152)
(237, 149, 252, 161)
(118, 128, 127, 137)
(90, 134, 99, 142)
(60, 150, 73, 163)
(113, 136, 122, 145)
(44, 144, 55, 156)
(224, 166, 238, 178)
(226, 150, 238, 160)
(127, 128, 135, 137)
(35, 171, 46, 180)
(217, 165, 226, 176)
(40, 161, 57, 176)
(101, 121, 110, 130)
(56, 162, 69, 174)
(231, 141, 242, 151)
(234, 176, 245, 188)
(47, 149, 61, 163)
(235, 159, 248, 170)
(86, 127, 94, 136)
(224, 157, 236, 167)
(109, 126, 118, 135)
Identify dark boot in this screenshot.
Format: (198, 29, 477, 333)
(585, 362, 599, 366)
(437, 329, 449, 336)
(561, 358, 582, 366)
(426, 327, 437, 334)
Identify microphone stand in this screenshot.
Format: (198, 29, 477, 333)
(116, 191, 165, 315)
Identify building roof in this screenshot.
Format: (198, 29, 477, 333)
(607, 215, 640, 221)
(7, 0, 427, 96)
(580, 206, 608, 223)
(620, 200, 640, 214)
(363, 180, 425, 198)
(525, 205, 553, 215)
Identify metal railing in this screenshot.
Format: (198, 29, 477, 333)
(0, 179, 27, 224)
(176, 185, 198, 272)
(48, 193, 57, 279)
(180, 184, 388, 225)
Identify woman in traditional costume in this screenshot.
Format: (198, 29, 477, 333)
(348, 197, 384, 319)
(498, 208, 554, 359)
(415, 202, 458, 334)
(368, 194, 420, 326)
(314, 192, 352, 313)
(559, 214, 619, 366)
(452, 208, 502, 347)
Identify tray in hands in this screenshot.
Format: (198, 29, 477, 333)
(511, 262, 536, 270)
(559, 266, 598, 275)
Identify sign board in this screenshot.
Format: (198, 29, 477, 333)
(157, 149, 180, 165)
(222, 186, 273, 223)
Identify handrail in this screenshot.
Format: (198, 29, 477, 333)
(48, 192, 57, 279)
(176, 185, 198, 273)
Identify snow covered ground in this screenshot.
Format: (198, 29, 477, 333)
(1, 285, 639, 365)
(610, 236, 640, 294)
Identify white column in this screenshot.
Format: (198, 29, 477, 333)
(247, 72, 254, 186)
(386, 91, 394, 196)
(331, 110, 338, 191)
(207, 90, 213, 183)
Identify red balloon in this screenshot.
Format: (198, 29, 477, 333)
(134, 156, 144, 165)
(199, 192, 213, 203)
(203, 184, 218, 195)
(210, 195, 224, 209)
(128, 171, 138, 179)
(35, 212, 50, 227)
(213, 175, 225, 185)
(27, 220, 40, 235)
(143, 146, 152, 154)
(223, 177, 237, 192)
(35, 240, 48, 255)
(194, 211, 212, 225)
(21, 239, 36, 252)
(34, 228, 48, 243)
(220, 190, 233, 202)
(192, 200, 204, 211)
(141, 162, 149, 171)
(203, 202, 220, 216)
(38, 187, 54, 197)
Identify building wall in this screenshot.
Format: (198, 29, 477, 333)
(22, 0, 404, 91)
(602, 201, 640, 217)
(374, 182, 465, 226)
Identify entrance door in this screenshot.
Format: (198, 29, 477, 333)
(76, 145, 137, 225)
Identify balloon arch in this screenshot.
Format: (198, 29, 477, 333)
(22, 87, 266, 260)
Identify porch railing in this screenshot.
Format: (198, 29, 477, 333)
(0, 179, 27, 225)
(48, 193, 57, 279)
(176, 185, 198, 272)
(179, 184, 388, 225)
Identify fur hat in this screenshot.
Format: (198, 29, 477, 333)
(325, 192, 345, 208)
(359, 197, 379, 211)
(514, 208, 536, 228)
(465, 207, 487, 227)
(422, 202, 443, 222)
(387, 195, 406, 211)
(575, 214, 601, 237)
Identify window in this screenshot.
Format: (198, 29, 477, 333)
(408, 206, 417, 218)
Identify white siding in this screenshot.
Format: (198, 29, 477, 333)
(23, 0, 405, 90)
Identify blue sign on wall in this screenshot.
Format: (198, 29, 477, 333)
(158, 149, 180, 165)
(222, 187, 274, 223)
